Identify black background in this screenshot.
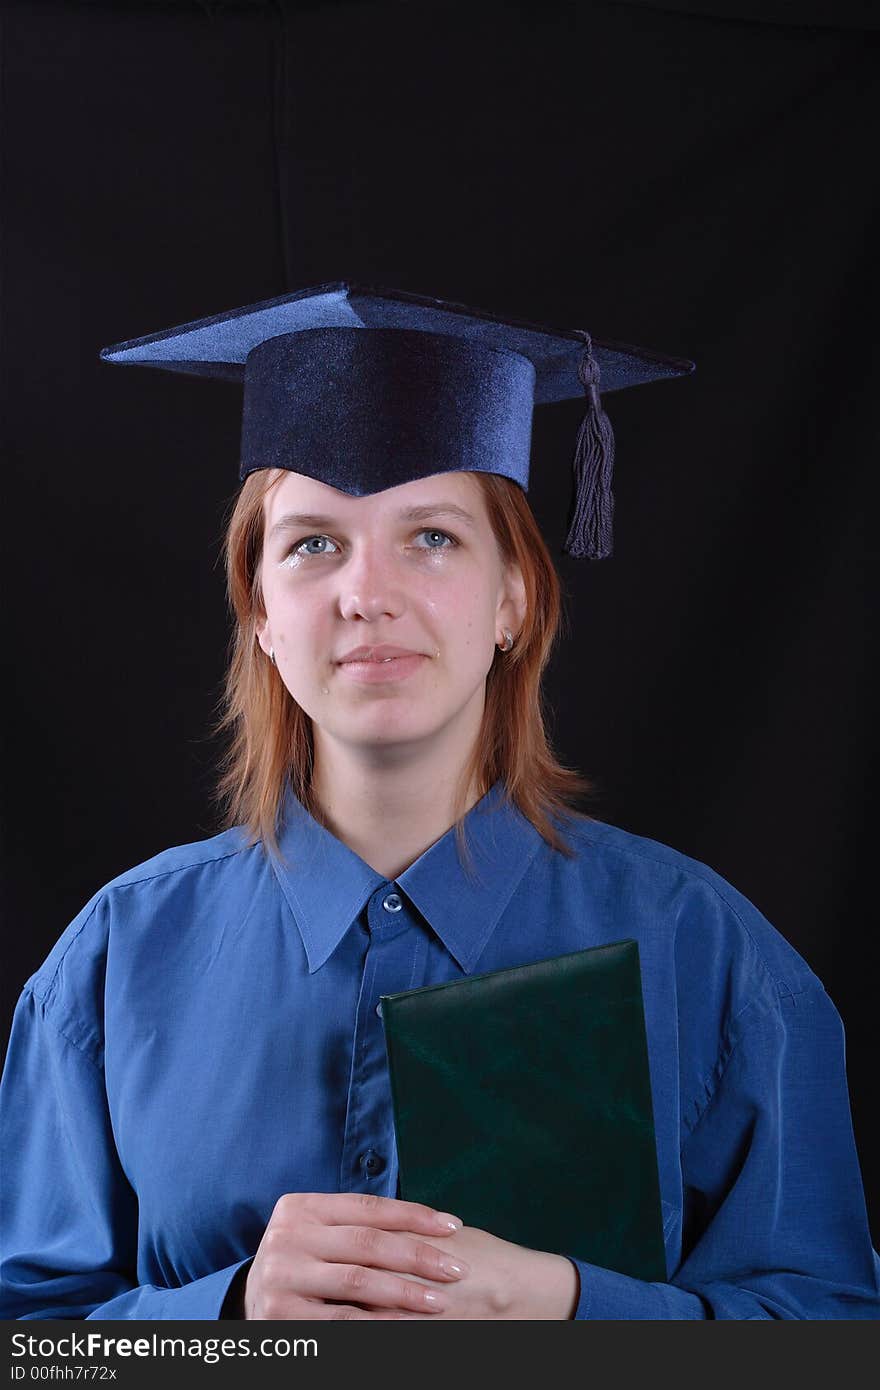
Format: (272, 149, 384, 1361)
(2, 0, 877, 1238)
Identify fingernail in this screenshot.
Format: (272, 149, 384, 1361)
(423, 1291, 443, 1307)
(436, 1212, 462, 1230)
(441, 1259, 466, 1278)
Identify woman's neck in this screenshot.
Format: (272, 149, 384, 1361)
(310, 750, 482, 880)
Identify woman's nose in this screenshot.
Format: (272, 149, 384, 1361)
(337, 541, 408, 622)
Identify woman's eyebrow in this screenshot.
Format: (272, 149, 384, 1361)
(267, 503, 477, 538)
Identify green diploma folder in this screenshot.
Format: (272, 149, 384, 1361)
(380, 938, 667, 1281)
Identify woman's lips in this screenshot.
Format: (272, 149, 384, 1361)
(337, 653, 427, 684)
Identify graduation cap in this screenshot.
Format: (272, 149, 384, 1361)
(98, 282, 694, 560)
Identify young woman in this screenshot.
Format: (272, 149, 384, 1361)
(1, 286, 877, 1320)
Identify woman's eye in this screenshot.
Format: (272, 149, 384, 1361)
(288, 529, 456, 560)
(292, 535, 339, 557)
(413, 529, 456, 550)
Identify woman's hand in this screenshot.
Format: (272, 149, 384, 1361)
(239, 1192, 469, 1319)
(360, 1224, 581, 1320)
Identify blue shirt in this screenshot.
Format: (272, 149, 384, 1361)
(1, 781, 877, 1320)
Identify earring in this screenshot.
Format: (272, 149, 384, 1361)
(269, 647, 277, 667)
(497, 628, 515, 653)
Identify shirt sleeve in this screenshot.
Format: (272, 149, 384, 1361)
(565, 982, 880, 1319)
(0, 985, 251, 1321)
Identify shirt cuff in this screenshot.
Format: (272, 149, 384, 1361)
(567, 1258, 708, 1320)
(157, 1258, 255, 1321)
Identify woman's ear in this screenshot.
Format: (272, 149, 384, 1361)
(255, 615, 272, 658)
(501, 561, 528, 634)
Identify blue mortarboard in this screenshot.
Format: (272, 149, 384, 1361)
(99, 282, 694, 559)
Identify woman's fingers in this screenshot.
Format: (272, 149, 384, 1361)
(253, 1294, 431, 1320)
(299, 1302, 426, 1321)
(293, 1259, 447, 1313)
(243, 1191, 466, 1319)
(275, 1191, 462, 1235)
(308, 1223, 468, 1283)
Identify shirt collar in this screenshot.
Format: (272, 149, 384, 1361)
(270, 779, 544, 974)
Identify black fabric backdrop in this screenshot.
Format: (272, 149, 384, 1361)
(1, 0, 877, 1240)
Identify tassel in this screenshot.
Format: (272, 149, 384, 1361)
(563, 331, 615, 560)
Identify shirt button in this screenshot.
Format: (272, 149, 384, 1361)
(360, 1149, 386, 1177)
(382, 892, 403, 913)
